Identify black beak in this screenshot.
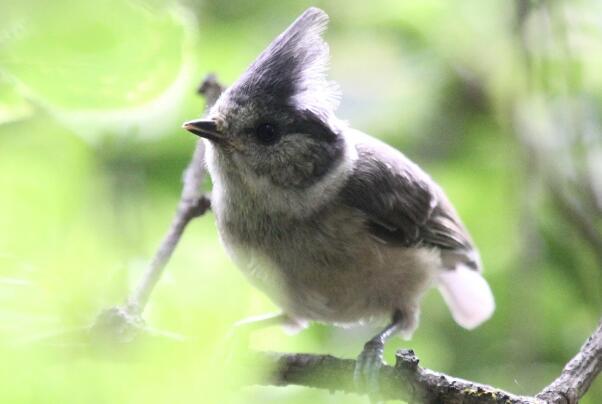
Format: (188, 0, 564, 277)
(182, 119, 224, 143)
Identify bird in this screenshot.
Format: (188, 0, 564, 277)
(183, 6, 494, 396)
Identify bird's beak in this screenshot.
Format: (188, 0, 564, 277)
(182, 119, 224, 143)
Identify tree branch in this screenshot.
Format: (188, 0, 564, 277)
(251, 349, 539, 404)
(537, 321, 602, 403)
(250, 320, 602, 403)
(90, 74, 223, 342)
(126, 74, 224, 314)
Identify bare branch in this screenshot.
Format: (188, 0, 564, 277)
(90, 75, 223, 341)
(127, 74, 224, 313)
(247, 320, 602, 403)
(537, 321, 602, 404)
(250, 349, 540, 404)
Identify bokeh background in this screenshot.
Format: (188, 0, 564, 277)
(1, 0, 601, 402)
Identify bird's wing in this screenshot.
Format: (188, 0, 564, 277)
(340, 131, 479, 269)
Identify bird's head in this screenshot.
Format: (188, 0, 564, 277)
(183, 7, 346, 189)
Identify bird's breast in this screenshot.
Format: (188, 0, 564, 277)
(212, 188, 440, 324)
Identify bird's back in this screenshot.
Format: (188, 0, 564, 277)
(339, 129, 494, 328)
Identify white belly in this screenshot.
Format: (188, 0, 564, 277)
(216, 201, 441, 328)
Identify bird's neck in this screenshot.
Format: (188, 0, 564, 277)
(205, 137, 358, 220)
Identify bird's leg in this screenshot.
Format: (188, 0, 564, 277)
(214, 313, 301, 386)
(231, 312, 296, 338)
(354, 310, 405, 399)
(223, 313, 304, 358)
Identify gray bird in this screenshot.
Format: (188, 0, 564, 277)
(183, 7, 494, 394)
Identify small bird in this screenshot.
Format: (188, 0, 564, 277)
(183, 7, 494, 394)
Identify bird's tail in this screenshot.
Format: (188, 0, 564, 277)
(437, 264, 495, 329)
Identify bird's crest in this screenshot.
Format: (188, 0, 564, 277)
(230, 7, 340, 116)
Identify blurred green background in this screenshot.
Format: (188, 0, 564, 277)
(1, 0, 601, 402)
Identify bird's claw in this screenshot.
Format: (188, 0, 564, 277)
(354, 339, 385, 401)
(217, 324, 253, 365)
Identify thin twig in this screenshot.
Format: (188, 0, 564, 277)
(127, 74, 224, 313)
(537, 320, 602, 404)
(90, 75, 223, 341)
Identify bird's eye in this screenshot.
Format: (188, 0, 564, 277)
(255, 123, 280, 145)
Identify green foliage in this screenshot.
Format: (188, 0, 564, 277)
(0, 0, 600, 402)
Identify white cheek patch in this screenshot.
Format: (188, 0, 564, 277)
(210, 131, 358, 219)
(301, 135, 357, 206)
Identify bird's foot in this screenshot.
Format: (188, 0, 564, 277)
(218, 323, 254, 365)
(354, 339, 385, 401)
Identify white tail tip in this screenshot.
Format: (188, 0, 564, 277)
(437, 265, 495, 329)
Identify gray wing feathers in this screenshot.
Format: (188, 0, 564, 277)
(340, 135, 480, 270)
